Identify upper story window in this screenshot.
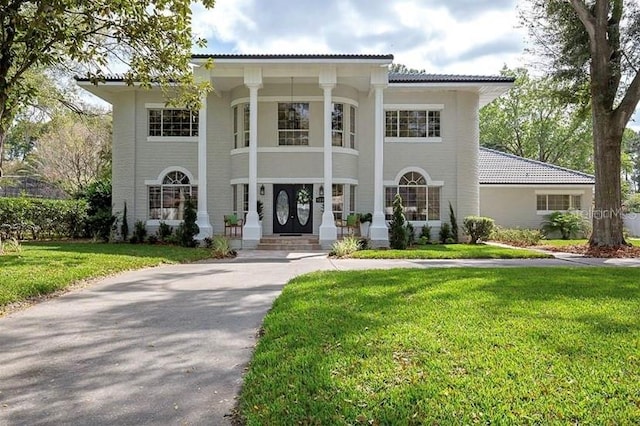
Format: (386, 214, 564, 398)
(148, 170, 197, 220)
(278, 103, 309, 145)
(332, 103, 344, 147)
(148, 109, 198, 138)
(536, 194, 582, 212)
(243, 104, 250, 147)
(233, 104, 250, 149)
(385, 171, 441, 221)
(233, 106, 239, 148)
(349, 106, 356, 149)
(384, 106, 442, 142)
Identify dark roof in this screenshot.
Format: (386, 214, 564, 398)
(389, 72, 515, 83)
(192, 53, 394, 60)
(75, 74, 126, 82)
(479, 147, 595, 185)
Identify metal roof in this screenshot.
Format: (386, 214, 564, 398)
(389, 72, 514, 84)
(479, 147, 595, 185)
(191, 53, 394, 60)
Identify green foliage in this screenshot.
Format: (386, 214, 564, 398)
(210, 236, 234, 258)
(462, 216, 495, 244)
(257, 200, 264, 221)
(177, 196, 199, 247)
(541, 211, 585, 240)
(330, 236, 361, 258)
(406, 222, 415, 246)
(0, 197, 88, 240)
(420, 224, 432, 243)
(448, 202, 458, 243)
(388, 194, 408, 249)
(0, 237, 22, 255)
(358, 213, 373, 223)
(350, 245, 550, 259)
(625, 193, 640, 213)
(490, 226, 544, 247)
(78, 179, 114, 241)
(439, 222, 452, 244)
(157, 221, 173, 242)
(130, 220, 147, 244)
(480, 67, 593, 173)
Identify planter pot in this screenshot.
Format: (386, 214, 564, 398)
(359, 222, 370, 238)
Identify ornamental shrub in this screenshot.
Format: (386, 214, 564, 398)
(179, 196, 200, 247)
(439, 223, 452, 244)
(541, 211, 585, 240)
(490, 226, 543, 247)
(462, 216, 495, 244)
(449, 202, 459, 243)
(330, 236, 361, 257)
(388, 194, 408, 249)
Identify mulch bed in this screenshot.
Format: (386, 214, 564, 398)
(535, 244, 640, 258)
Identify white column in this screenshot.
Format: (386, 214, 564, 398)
(243, 83, 262, 244)
(369, 83, 389, 245)
(318, 82, 338, 246)
(196, 92, 213, 239)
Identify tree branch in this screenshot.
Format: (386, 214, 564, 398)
(568, 0, 596, 42)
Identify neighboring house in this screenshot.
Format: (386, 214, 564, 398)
(479, 147, 595, 229)
(77, 53, 514, 248)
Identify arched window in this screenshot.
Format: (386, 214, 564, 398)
(149, 171, 198, 220)
(385, 171, 441, 221)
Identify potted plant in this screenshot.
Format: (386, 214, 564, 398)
(358, 212, 372, 237)
(257, 200, 264, 238)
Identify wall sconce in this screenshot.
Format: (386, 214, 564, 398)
(259, 184, 265, 196)
(319, 185, 324, 197)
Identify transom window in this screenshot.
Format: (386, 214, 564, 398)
(278, 103, 309, 145)
(537, 194, 581, 211)
(385, 171, 441, 221)
(332, 103, 344, 146)
(148, 109, 198, 137)
(385, 109, 440, 139)
(148, 171, 197, 220)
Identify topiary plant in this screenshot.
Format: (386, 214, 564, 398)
(389, 194, 408, 249)
(179, 195, 200, 247)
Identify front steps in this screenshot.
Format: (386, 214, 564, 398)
(256, 235, 323, 251)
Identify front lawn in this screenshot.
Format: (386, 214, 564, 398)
(538, 238, 640, 247)
(239, 268, 640, 425)
(0, 242, 212, 307)
(350, 243, 550, 259)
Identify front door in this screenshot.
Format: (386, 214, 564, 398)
(273, 184, 313, 234)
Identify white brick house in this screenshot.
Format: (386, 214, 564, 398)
(78, 54, 514, 248)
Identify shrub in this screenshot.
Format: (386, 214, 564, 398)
(490, 226, 543, 247)
(131, 220, 147, 244)
(406, 222, 415, 246)
(203, 237, 213, 249)
(0, 237, 21, 255)
(420, 224, 431, 243)
(541, 211, 585, 240)
(80, 179, 114, 242)
(147, 234, 158, 245)
(157, 221, 173, 242)
(330, 236, 361, 258)
(463, 216, 495, 244)
(211, 235, 235, 258)
(449, 202, 458, 243)
(357, 238, 369, 250)
(418, 236, 430, 245)
(389, 194, 408, 250)
(358, 213, 373, 223)
(625, 193, 640, 213)
(120, 202, 129, 241)
(179, 196, 200, 247)
(439, 223, 452, 244)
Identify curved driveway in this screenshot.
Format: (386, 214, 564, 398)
(0, 251, 636, 425)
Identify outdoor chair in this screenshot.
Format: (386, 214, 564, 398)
(336, 213, 360, 237)
(224, 214, 243, 238)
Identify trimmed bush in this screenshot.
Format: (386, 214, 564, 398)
(178, 196, 199, 247)
(389, 194, 408, 249)
(490, 226, 543, 247)
(0, 197, 88, 240)
(463, 216, 495, 244)
(420, 224, 432, 243)
(130, 220, 147, 244)
(439, 223, 452, 244)
(449, 202, 459, 243)
(541, 211, 585, 240)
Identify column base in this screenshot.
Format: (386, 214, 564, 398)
(368, 212, 389, 248)
(319, 211, 338, 248)
(243, 211, 262, 247)
(196, 212, 213, 240)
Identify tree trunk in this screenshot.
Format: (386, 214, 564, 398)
(589, 109, 627, 247)
(0, 129, 6, 177)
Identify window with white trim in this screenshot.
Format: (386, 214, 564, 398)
(384, 172, 441, 221)
(349, 185, 356, 215)
(233, 106, 239, 148)
(278, 103, 309, 145)
(332, 103, 343, 147)
(349, 106, 356, 149)
(148, 171, 197, 220)
(148, 109, 198, 137)
(243, 103, 250, 147)
(332, 184, 344, 220)
(536, 194, 581, 212)
(385, 109, 441, 139)
(243, 184, 249, 218)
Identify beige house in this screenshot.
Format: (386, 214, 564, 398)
(78, 54, 514, 248)
(479, 148, 595, 229)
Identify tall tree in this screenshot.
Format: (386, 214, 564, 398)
(524, 0, 640, 248)
(0, 0, 214, 175)
(480, 67, 594, 173)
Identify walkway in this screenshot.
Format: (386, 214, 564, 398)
(1, 251, 638, 425)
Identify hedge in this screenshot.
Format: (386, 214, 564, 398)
(0, 197, 88, 240)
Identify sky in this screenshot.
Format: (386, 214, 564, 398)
(190, 0, 640, 131)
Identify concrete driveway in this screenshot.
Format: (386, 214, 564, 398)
(0, 251, 637, 425)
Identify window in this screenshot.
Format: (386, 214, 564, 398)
(349, 185, 356, 215)
(148, 171, 197, 220)
(278, 103, 309, 145)
(148, 109, 198, 137)
(243, 104, 250, 147)
(332, 184, 344, 220)
(232, 185, 238, 215)
(233, 106, 239, 148)
(349, 106, 356, 149)
(332, 103, 343, 146)
(385, 171, 441, 221)
(243, 184, 249, 217)
(537, 194, 582, 212)
(385, 109, 441, 139)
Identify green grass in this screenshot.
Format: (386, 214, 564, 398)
(0, 242, 212, 306)
(539, 238, 640, 247)
(350, 243, 551, 259)
(239, 268, 640, 425)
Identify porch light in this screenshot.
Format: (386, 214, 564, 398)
(260, 184, 265, 196)
(319, 185, 324, 197)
